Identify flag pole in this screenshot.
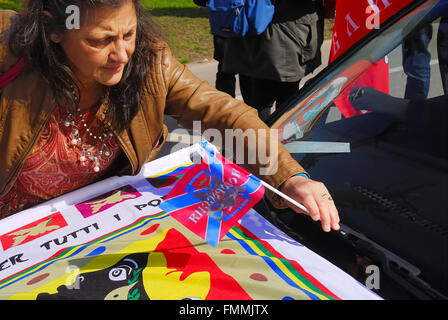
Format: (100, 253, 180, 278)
(259, 180, 309, 214)
(192, 141, 310, 214)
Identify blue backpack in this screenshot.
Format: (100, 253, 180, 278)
(207, 0, 275, 38)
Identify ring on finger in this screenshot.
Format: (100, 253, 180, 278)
(321, 193, 333, 201)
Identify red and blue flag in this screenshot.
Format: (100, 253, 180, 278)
(159, 141, 265, 247)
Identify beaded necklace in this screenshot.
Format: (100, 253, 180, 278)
(63, 86, 113, 172)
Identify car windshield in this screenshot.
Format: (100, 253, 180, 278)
(271, 0, 446, 142)
(270, 0, 448, 298)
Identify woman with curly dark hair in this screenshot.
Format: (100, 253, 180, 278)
(8, 0, 158, 130)
(0, 0, 340, 233)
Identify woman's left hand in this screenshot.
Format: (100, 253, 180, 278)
(280, 175, 340, 232)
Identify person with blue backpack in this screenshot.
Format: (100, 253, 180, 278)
(216, 0, 331, 121)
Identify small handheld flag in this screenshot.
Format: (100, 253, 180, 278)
(159, 141, 265, 247)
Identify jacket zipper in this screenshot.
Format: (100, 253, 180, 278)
(111, 129, 136, 175)
(152, 128, 163, 151)
(97, 108, 136, 175)
(111, 127, 163, 176)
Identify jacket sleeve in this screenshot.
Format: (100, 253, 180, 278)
(160, 44, 307, 208)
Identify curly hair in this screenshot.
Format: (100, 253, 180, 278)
(7, 0, 161, 131)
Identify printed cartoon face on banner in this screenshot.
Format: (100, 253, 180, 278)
(36, 253, 150, 300)
(0, 190, 341, 300)
(75, 185, 142, 218)
(5, 225, 252, 300)
(0, 212, 68, 251)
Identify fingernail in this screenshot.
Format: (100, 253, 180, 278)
(333, 223, 340, 230)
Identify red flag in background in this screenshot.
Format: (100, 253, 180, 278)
(329, 0, 413, 118)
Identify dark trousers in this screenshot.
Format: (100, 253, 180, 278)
(402, 24, 433, 100)
(239, 75, 300, 121)
(216, 61, 236, 98)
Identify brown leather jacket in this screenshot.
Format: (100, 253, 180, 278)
(0, 10, 306, 209)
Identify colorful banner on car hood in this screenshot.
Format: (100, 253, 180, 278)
(0, 145, 381, 300)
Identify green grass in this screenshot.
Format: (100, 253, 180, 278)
(0, 0, 21, 11)
(154, 16, 213, 64)
(0, 1, 333, 64)
(140, 0, 213, 63)
(141, 0, 198, 9)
